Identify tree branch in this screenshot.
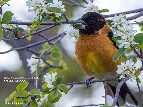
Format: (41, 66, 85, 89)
(72, 104, 104, 107)
(67, 78, 116, 90)
(0, 32, 66, 54)
(127, 11, 143, 20)
(8, 8, 143, 26)
(112, 77, 129, 106)
(104, 8, 143, 18)
(35, 32, 65, 88)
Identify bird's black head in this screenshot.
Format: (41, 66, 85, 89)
(79, 12, 106, 35)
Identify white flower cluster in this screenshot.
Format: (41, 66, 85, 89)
(26, 0, 65, 17)
(48, 0, 66, 17)
(36, 94, 48, 107)
(84, 1, 98, 12)
(116, 59, 137, 79)
(27, 54, 45, 73)
(66, 25, 79, 39)
(66, 2, 99, 39)
(111, 14, 138, 48)
(35, 94, 48, 107)
(26, 0, 47, 15)
(43, 72, 57, 88)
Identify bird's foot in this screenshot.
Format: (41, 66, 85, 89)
(85, 77, 95, 88)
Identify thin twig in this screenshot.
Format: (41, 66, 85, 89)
(63, 2, 80, 6)
(104, 8, 143, 18)
(9, 20, 82, 26)
(112, 77, 129, 106)
(72, 104, 104, 107)
(0, 33, 65, 54)
(69, 0, 85, 8)
(103, 80, 107, 103)
(35, 32, 66, 88)
(26, 48, 40, 56)
(82, 0, 88, 4)
(127, 11, 143, 20)
(38, 34, 50, 42)
(15, 25, 57, 40)
(62, 13, 69, 22)
(67, 78, 116, 90)
(8, 8, 143, 27)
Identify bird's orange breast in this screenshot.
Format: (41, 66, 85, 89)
(75, 33, 121, 79)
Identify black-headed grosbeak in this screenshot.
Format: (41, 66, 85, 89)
(75, 12, 138, 106)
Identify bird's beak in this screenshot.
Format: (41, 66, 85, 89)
(76, 18, 86, 29)
(76, 18, 86, 25)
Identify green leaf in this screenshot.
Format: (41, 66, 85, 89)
(113, 48, 126, 62)
(5, 91, 16, 103)
(40, 42, 50, 53)
(4, 0, 10, 2)
(0, 27, 3, 41)
(0, 1, 4, 6)
(56, 76, 64, 85)
(134, 68, 141, 77)
(141, 26, 143, 31)
(59, 84, 68, 94)
(98, 9, 109, 13)
(136, 77, 141, 83)
(43, 42, 50, 49)
(50, 46, 62, 60)
(30, 100, 38, 107)
(2, 11, 14, 24)
(17, 90, 29, 97)
(0, 0, 10, 6)
(27, 35, 32, 41)
(59, 60, 68, 71)
(134, 33, 143, 50)
(14, 97, 23, 106)
(16, 82, 29, 91)
(48, 91, 62, 103)
(42, 83, 47, 90)
(30, 89, 41, 96)
(107, 19, 113, 26)
(121, 54, 127, 62)
(14, 27, 26, 34)
(42, 15, 51, 21)
(48, 7, 63, 13)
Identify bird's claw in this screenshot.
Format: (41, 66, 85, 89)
(85, 77, 95, 88)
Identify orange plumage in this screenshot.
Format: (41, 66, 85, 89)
(75, 12, 138, 106)
(75, 14, 121, 79)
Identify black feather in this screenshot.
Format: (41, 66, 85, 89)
(79, 12, 106, 35)
(107, 31, 118, 49)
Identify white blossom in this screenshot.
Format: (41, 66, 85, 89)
(111, 14, 138, 48)
(43, 72, 57, 88)
(84, 1, 98, 12)
(26, 0, 48, 15)
(125, 51, 137, 58)
(116, 62, 126, 74)
(48, 0, 66, 12)
(116, 59, 137, 80)
(66, 26, 79, 39)
(55, 13, 62, 17)
(27, 54, 44, 73)
(36, 94, 48, 107)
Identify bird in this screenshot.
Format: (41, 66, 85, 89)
(75, 12, 138, 106)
